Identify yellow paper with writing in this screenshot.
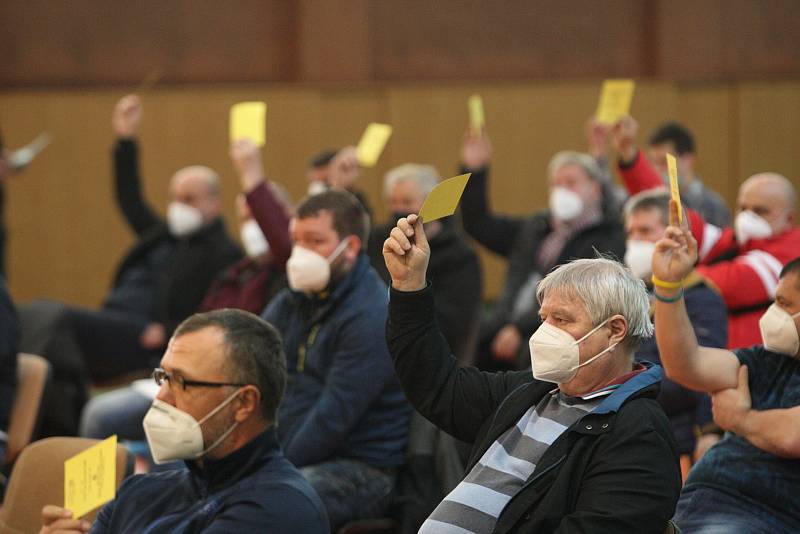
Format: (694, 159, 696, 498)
(596, 79, 635, 124)
(419, 173, 472, 223)
(666, 153, 683, 224)
(230, 102, 267, 146)
(468, 95, 485, 134)
(356, 123, 392, 167)
(64, 435, 117, 518)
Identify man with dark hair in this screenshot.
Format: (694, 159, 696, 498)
(615, 117, 732, 227)
(40, 309, 329, 533)
(653, 206, 800, 532)
(263, 189, 410, 529)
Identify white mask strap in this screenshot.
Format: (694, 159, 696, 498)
(197, 387, 244, 426)
(573, 317, 611, 345)
(327, 237, 350, 263)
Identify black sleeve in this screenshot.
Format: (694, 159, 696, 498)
(113, 139, 162, 236)
(387, 284, 530, 443)
(459, 165, 525, 258)
(0, 278, 19, 430)
(432, 248, 483, 361)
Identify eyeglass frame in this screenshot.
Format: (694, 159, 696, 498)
(152, 367, 248, 391)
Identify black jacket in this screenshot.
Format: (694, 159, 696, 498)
(109, 140, 242, 333)
(0, 277, 17, 432)
(460, 166, 626, 338)
(387, 285, 681, 533)
(368, 220, 482, 360)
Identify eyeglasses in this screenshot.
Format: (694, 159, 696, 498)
(152, 368, 247, 391)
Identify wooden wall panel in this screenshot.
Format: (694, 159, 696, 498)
(1, 80, 797, 305)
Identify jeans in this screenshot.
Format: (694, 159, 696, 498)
(300, 458, 396, 530)
(675, 486, 799, 534)
(80, 386, 152, 440)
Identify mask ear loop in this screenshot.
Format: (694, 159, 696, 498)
(192, 387, 246, 458)
(568, 316, 623, 372)
(326, 236, 351, 262)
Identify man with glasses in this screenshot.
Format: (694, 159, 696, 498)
(40, 309, 329, 533)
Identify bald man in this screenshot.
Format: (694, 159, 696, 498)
(615, 138, 800, 348)
(17, 95, 241, 435)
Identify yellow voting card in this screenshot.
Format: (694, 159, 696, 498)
(419, 173, 472, 223)
(64, 435, 117, 518)
(666, 153, 683, 224)
(468, 95, 485, 133)
(230, 102, 267, 146)
(596, 79, 635, 124)
(356, 123, 392, 167)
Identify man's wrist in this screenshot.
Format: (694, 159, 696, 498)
(391, 279, 426, 292)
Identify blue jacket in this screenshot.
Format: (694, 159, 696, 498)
(92, 429, 328, 533)
(263, 254, 410, 468)
(637, 282, 728, 454)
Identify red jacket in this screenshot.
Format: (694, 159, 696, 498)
(618, 151, 800, 348)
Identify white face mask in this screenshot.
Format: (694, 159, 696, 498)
(759, 303, 800, 356)
(307, 181, 328, 196)
(549, 187, 584, 222)
(167, 202, 204, 237)
(286, 238, 350, 293)
(142, 389, 241, 465)
(624, 239, 657, 280)
(240, 219, 270, 258)
(734, 210, 773, 245)
(529, 317, 618, 384)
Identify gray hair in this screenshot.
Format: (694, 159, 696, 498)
(623, 189, 671, 226)
(547, 151, 603, 183)
(536, 257, 654, 353)
(172, 165, 221, 197)
(383, 163, 440, 199)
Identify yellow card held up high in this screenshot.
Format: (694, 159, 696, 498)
(468, 95, 485, 134)
(356, 123, 392, 167)
(666, 153, 682, 224)
(64, 435, 117, 518)
(419, 173, 472, 223)
(230, 102, 267, 146)
(596, 79, 635, 124)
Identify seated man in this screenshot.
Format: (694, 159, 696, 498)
(615, 118, 731, 227)
(367, 162, 482, 362)
(78, 139, 292, 442)
(19, 94, 241, 434)
(613, 116, 800, 349)
(263, 190, 411, 529)
(460, 130, 626, 370)
(0, 276, 18, 463)
(40, 309, 329, 533)
(384, 214, 681, 532)
(623, 190, 728, 459)
(652, 206, 800, 532)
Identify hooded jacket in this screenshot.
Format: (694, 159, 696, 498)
(387, 285, 681, 533)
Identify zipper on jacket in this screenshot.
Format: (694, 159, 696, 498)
(297, 324, 320, 373)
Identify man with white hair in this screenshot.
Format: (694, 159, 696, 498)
(18, 95, 241, 433)
(367, 163, 482, 361)
(383, 214, 681, 533)
(460, 131, 625, 370)
(613, 119, 800, 348)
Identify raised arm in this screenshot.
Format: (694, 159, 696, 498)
(111, 94, 161, 235)
(230, 139, 292, 269)
(712, 365, 800, 458)
(652, 200, 740, 392)
(384, 215, 529, 442)
(612, 116, 664, 195)
(459, 131, 525, 257)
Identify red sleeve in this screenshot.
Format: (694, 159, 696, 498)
(616, 150, 664, 195)
(697, 247, 780, 309)
(245, 181, 292, 271)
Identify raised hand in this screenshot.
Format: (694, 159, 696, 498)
(383, 214, 430, 292)
(230, 139, 265, 192)
(328, 146, 360, 190)
(585, 117, 612, 159)
(611, 115, 639, 163)
(40, 505, 91, 534)
(652, 199, 697, 284)
(461, 130, 492, 170)
(112, 94, 142, 139)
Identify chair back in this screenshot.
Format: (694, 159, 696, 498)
(5, 354, 50, 464)
(0, 437, 128, 533)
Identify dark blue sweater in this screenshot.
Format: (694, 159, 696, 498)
(263, 254, 411, 468)
(636, 282, 728, 454)
(92, 429, 328, 533)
